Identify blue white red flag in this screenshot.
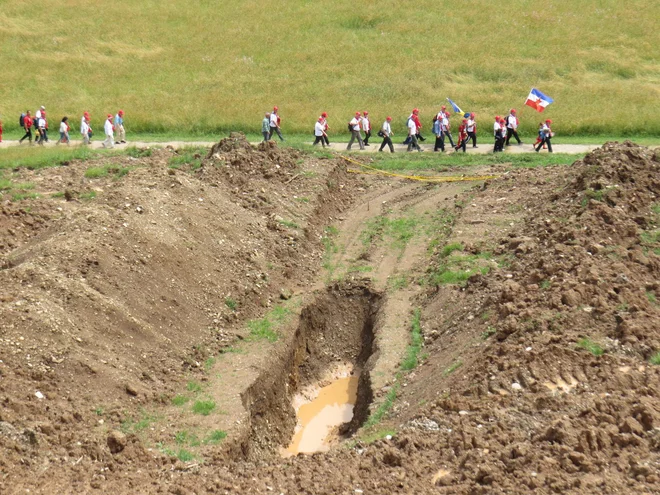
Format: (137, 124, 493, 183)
(525, 88, 554, 112)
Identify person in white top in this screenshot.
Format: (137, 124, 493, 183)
(57, 117, 70, 145)
(535, 119, 553, 153)
(493, 116, 504, 152)
(35, 106, 45, 120)
(319, 112, 330, 145)
(361, 111, 371, 146)
(440, 106, 455, 147)
(81, 114, 91, 145)
(269, 106, 284, 141)
(346, 112, 365, 150)
(378, 116, 394, 153)
(407, 116, 422, 152)
(103, 114, 115, 148)
(36, 116, 46, 145)
(505, 108, 522, 145)
(313, 117, 327, 147)
(466, 113, 478, 148)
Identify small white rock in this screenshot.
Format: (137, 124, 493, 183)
(385, 435, 392, 440)
(35, 391, 45, 400)
(525, 346, 532, 352)
(511, 382, 523, 391)
(458, 410, 469, 416)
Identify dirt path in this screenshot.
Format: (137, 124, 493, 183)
(0, 139, 602, 154)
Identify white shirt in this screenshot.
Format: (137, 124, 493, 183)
(104, 119, 114, 136)
(493, 122, 501, 136)
(36, 110, 42, 120)
(59, 122, 68, 133)
(407, 118, 417, 135)
(314, 121, 324, 136)
(467, 119, 475, 132)
(541, 123, 551, 136)
(441, 115, 449, 131)
(361, 117, 370, 132)
(507, 114, 518, 129)
(381, 121, 391, 136)
(270, 113, 278, 127)
(350, 117, 360, 131)
(38, 118, 45, 129)
(81, 120, 89, 135)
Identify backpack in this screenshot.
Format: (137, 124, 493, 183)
(19, 113, 25, 127)
(347, 122, 353, 132)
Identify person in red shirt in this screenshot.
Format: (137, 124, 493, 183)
(19, 111, 33, 144)
(454, 119, 468, 152)
(320, 112, 330, 146)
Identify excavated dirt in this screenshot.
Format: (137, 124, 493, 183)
(1, 140, 660, 494)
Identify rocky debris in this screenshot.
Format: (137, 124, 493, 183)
(107, 431, 127, 454)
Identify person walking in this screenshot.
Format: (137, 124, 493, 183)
(505, 109, 522, 145)
(81, 113, 92, 145)
(36, 113, 46, 145)
(347, 112, 365, 150)
(261, 113, 271, 141)
(361, 111, 371, 146)
(19, 111, 34, 144)
(535, 119, 554, 153)
(57, 117, 70, 145)
(114, 110, 126, 144)
(378, 116, 394, 153)
(407, 114, 422, 152)
(465, 113, 478, 148)
(493, 116, 503, 152)
(269, 106, 284, 141)
(441, 109, 455, 148)
(433, 114, 445, 152)
(313, 117, 327, 147)
(320, 112, 330, 146)
(103, 114, 115, 148)
(454, 119, 468, 152)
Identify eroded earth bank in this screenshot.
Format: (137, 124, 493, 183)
(1, 137, 659, 494)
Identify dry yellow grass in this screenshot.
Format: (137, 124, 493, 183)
(0, 1, 658, 136)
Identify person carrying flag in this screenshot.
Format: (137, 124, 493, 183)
(347, 112, 365, 150)
(361, 111, 371, 146)
(378, 116, 394, 153)
(535, 119, 554, 153)
(454, 119, 468, 152)
(505, 109, 522, 145)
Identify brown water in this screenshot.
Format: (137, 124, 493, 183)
(283, 374, 359, 456)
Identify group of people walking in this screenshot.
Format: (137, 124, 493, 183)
(13, 106, 126, 148)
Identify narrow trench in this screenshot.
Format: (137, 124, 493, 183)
(232, 282, 382, 460)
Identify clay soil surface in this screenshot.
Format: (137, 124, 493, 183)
(1, 138, 659, 494)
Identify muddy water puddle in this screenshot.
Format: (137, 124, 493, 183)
(283, 369, 359, 456)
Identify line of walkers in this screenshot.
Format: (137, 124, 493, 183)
(15, 107, 126, 148)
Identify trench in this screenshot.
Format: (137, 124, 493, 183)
(233, 282, 381, 460)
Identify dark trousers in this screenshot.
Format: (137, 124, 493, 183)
(313, 135, 326, 147)
(535, 137, 553, 152)
(363, 130, 371, 145)
(506, 127, 521, 145)
(37, 129, 45, 145)
(379, 135, 394, 152)
(466, 131, 477, 147)
(262, 131, 269, 142)
(269, 126, 284, 141)
(43, 129, 49, 142)
(19, 128, 33, 143)
(407, 134, 421, 151)
(347, 130, 364, 150)
(434, 134, 445, 151)
(455, 137, 467, 152)
(494, 135, 505, 152)
(323, 134, 330, 145)
(443, 130, 455, 147)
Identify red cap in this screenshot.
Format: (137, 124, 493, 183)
(363, 111, 368, 115)
(495, 115, 500, 120)
(462, 119, 467, 123)
(318, 117, 323, 122)
(441, 105, 446, 110)
(84, 111, 90, 117)
(273, 106, 278, 111)
(386, 116, 392, 121)
(511, 109, 516, 114)
(118, 110, 124, 116)
(413, 108, 419, 114)
(321, 112, 327, 117)
(107, 114, 113, 118)
(471, 112, 476, 118)
(355, 112, 361, 117)
(545, 119, 553, 124)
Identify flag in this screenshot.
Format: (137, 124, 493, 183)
(446, 98, 464, 116)
(525, 88, 554, 112)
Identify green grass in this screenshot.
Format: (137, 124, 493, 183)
(481, 326, 497, 340)
(647, 292, 658, 305)
(443, 360, 463, 377)
(401, 309, 423, 371)
(171, 395, 190, 406)
(363, 383, 399, 429)
(540, 280, 551, 290)
(204, 430, 227, 445)
(186, 381, 203, 393)
(1, 2, 659, 136)
(427, 246, 494, 287)
(121, 410, 158, 434)
(192, 399, 216, 416)
(246, 304, 292, 342)
(175, 430, 201, 447)
(224, 297, 237, 311)
(387, 273, 409, 291)
(168, 146, 205, 170)
(650, 352, 660, 365)
(0, 146, 124, 171)
(84, 164, 131, 179)
(576, 338, 604, 356)
(79, 190, 97, 200)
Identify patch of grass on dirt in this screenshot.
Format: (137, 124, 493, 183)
(175, 430, 201, 447)
(576, 338, 604, 356)
(121, 410, 158, 434)
(401, 309, 423, 371)
(157, 443, 195, 463)
(125, 146, 153, 158)
(540, 280, 551, 290)
(361, 213, 420, 254)
(647, 292, 658, 305)
(10, 191, 40, 201)
(649, 352, 660, 365)
(351, 428, 397, 447)
(168, 146, 206, 170)
(171, 395, 190, 406)
(247, 304, 292, 342)
(79, 190, 97, 200)
(322, 225, 340, 276)
(443, 360, 463, 376)
(364, 382, 399, 429)
(204, 430, 228, 445)
(0, 146, 125, 171)
(186, 381, 203, 393)
(387, 273, 409, 291)
(481, 326, 497, 340)
(84, 164, 131, 179)
(278, 219, 299, 229)
(427, 247, 494, 287)
(224, 297, 237, 311)
(204, 357, 216, 371)
(347, 264, 373, 274)
(192, 399, 216, 416)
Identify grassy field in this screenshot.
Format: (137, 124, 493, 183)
(1, 1, 659, 137)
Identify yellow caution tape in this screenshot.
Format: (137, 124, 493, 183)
(341, 155, 497, 183)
